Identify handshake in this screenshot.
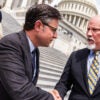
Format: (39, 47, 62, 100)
(49, 89, 62, 100)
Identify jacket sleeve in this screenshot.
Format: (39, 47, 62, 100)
(0, 36, 54, 100)
(55, 53, 73, 99)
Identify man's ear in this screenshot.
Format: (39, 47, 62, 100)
(34, 20, 43, 31)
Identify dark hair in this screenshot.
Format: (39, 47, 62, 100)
(23, 4, 61, 31)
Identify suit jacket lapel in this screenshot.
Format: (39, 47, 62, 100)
(19, 31, 40, 85)
(18, 31, 33, 80)
(81, 56, 89, 94)
(81, 49, 90, 95)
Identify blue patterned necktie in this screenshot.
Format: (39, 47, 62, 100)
(32, 49, 36, 81)
(88, 51, 100, 94)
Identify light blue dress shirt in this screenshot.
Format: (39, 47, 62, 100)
(27, 36, 37, 80)
(87, 50, 100, 77)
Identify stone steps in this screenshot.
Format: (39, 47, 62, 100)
(37, 47, 67, 93)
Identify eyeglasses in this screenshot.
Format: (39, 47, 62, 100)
(87, 28, 100, 33)
(42, 22, 57, 34)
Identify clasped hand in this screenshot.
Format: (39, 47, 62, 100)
(49, 89, 62, 100)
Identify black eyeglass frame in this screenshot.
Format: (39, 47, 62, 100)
(42, 22, 57, 34)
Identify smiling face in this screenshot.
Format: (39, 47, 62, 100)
(86, 15, 100, 51)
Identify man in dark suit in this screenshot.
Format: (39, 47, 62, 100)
(0, 11, 2, 22)
(0, 10, 3, 38)
(52, 15, 100, 100)
(0, 4, 61, 100)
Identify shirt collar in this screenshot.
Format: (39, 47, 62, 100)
(88, 50, 94, 58)
(90, 50, 94, 55)
(89, 50, 100, 57)
(27, 36, 35, 53)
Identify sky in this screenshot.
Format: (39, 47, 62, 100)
(95, 0, 100, 13)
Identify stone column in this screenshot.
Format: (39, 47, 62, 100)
(73, 3, 76, 10)
(21, 0, 27, 7)
(80, 18, 85, 28)
(65, 14, 67, 19)
(13, 0, 21, 8)
(76, 17, 81, 27)
(17, 0, 23, 7)
(69, 15, 72, 22)
(5, 0, 13, 9)
(85, 20, 88, 31)
(72, 15, 76, 25)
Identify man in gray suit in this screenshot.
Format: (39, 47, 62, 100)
(0, 4, 61, 100)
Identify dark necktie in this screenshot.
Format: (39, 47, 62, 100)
(32, 49, 36, 81)
(88, 51, 100, 94)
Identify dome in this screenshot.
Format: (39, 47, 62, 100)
(57, 0, 98, 34)
(58, 0, 98, 18)
(61, 0, 96, 6)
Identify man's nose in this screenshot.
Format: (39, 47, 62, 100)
(53, 32, 57, 38)
(87, 29, 93, 36)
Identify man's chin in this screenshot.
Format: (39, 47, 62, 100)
(87, 44, 96, 50)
